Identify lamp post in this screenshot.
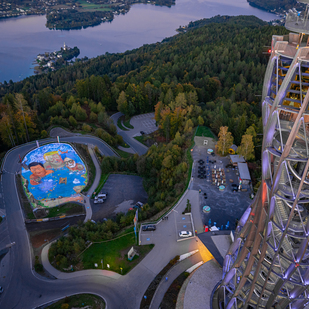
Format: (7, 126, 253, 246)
(120, 267, 123, 275)
(101, 259, 103, 269)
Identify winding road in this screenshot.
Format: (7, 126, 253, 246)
(0, 127, 210, 309)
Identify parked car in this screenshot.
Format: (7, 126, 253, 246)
(94, 198, 104, 204)
(0, 286, 3, 294)
(97, 193, 107, 200)
(142, 225, 156, 231)
(140, 131, 145, 135)
(136, 201, 144, 208)
(179, 231, 192, 238)
(231, 184, 238, 192)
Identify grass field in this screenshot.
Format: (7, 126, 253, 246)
(134, 136, 147, 146)
(46, 203, 85, 218)
(77, 0, 111, 12)
(114, 148, 133, 158)
(46, 293, 105, 309)
(82, 227, 154, 274)
(92, 173, 109, 198)
(117, 117, 128, 131)
(123, 118, 134, 129)
(196, 126, 216, 139)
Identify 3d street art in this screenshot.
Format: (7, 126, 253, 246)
(21, 143, 87, 210)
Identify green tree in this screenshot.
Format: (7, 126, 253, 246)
(237, 134, 255, 161)
(90, 111, 97, 123)
(69, 115, 77, 127)
(216, 126, 233, 155)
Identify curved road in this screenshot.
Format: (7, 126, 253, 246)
(0, 134, 207, 309)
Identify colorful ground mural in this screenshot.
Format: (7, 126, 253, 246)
(21, 143, 87, 210)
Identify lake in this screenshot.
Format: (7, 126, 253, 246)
(0, 0, 276, 83)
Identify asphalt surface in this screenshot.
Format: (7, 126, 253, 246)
(0, 136, 124, 309)
(110, 112, 154, 156)
(191, 145, 252, 230)
(91, 174, 148, 221)
(0, 131, 227, 309)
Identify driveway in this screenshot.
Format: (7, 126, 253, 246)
(110, 112, 157, 155)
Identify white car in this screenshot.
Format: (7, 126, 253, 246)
(179, 231, 192, 238)
(94, 198, 104, 204)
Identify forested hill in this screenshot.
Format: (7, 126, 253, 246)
(247, 0, 303, 14)
(185, 15, 267, 31)
(0, 15, 288, 155)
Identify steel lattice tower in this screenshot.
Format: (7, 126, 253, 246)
(212, 2, 309, 308)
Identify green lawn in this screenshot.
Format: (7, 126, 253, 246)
(134, 136, 147, 146)
(46, 203, 85, 218)
(46, 293, 105, 309)
(123, 118, 134, 129)
(114, 148, 133, 158)
(196, 126, 216, 139)
(117, 118, 128, 131)
(92, 173, 109, 198)
(77, 0, 111, 11)
(82, 228, 154, 275)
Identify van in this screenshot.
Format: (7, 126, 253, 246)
(97, 193, 107, 200)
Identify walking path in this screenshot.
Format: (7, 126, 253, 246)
(149, 252, 203, 309)
(41, 242, 121, 280)
(83, 145, 101, 222)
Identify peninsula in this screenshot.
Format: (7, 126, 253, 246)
(0, 0, 175, 30)
(34, 44, 80, 75)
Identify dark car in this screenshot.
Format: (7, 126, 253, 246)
(140, 131, 145, 135)
(211, 152, 215, 157)
(198, 160, 204, 164)
(232, 184, 238, 192)
(142, 225, 156, 231)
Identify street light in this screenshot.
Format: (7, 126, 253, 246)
(120, 267, 123, 274)
(101, 259, 103, 269)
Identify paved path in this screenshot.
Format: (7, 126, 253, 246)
(111, 111, 152, 155)
(149, 252, 203, 309)
(0, 128, 226, 309)
(83, 145, 101, 222)
(182, 259, 222, 309)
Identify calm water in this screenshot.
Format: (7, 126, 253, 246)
(0, 0, 276, 83)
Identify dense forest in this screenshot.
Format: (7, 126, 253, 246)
(248, 0, 303, 13)
(0, 15, 292, 265)
(0, 15, 288, 155)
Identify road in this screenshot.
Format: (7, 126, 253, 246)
(0, 133, 210, 309)
(110, 112, 152, 156)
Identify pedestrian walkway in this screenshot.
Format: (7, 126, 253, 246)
(178, 259, 222, 309)
(149, 253, 204, 309)
(41, 242, 121, 280)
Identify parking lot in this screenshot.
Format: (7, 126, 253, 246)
(91, 174, 148, 221)
(191, 141, 252, 230)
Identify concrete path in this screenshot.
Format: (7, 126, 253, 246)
(182, 259, 222, 309)
(149, 252, 203, 309)
(83, 146, 102, 222)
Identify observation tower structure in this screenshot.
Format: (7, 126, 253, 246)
(213, 1, 309, 308)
